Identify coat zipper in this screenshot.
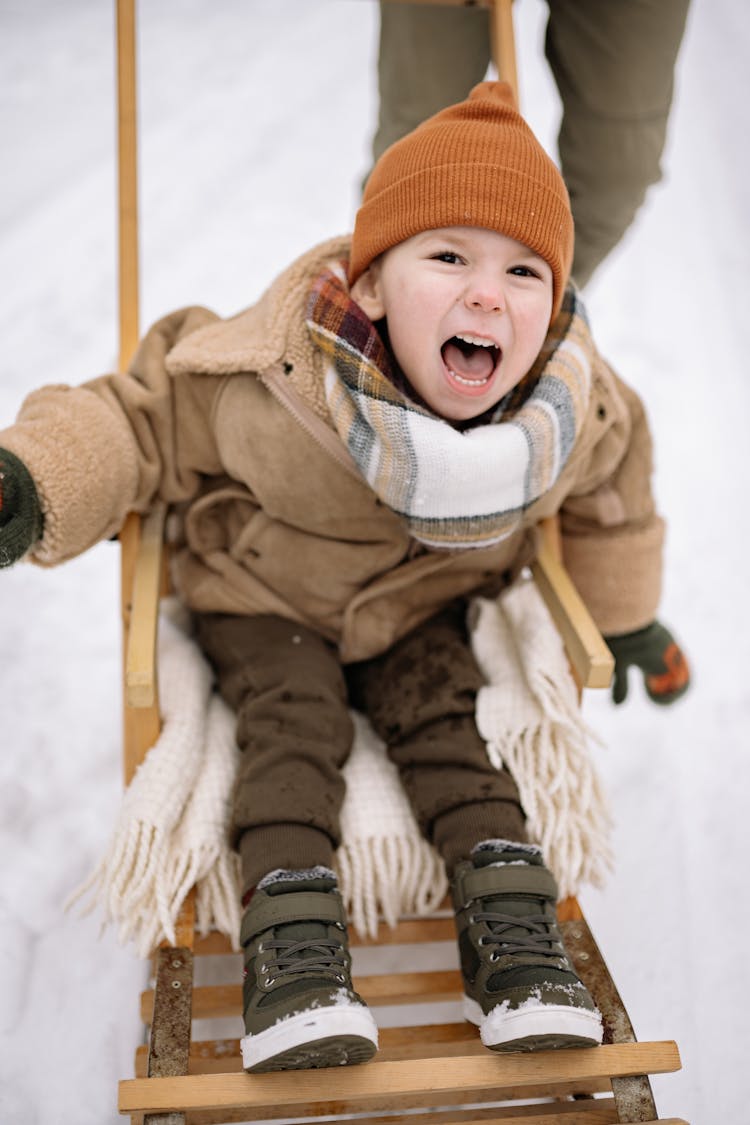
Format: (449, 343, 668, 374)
(259, 363, 363, 479)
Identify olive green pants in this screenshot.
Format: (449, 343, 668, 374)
(372, 0, 690, 286)
(194, 604, 526, 895)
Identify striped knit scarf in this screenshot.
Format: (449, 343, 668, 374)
(306, 261, 593, 549)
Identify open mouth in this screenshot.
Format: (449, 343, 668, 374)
(441, 333, 501, 389)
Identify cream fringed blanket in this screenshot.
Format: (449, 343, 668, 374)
(74, 580, 612, 955)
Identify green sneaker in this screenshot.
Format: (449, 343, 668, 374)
(240, 867, 378, 1072)
(452, 841, 603, 1052)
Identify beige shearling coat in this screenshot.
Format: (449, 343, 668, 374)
(0, 236, 664, 662)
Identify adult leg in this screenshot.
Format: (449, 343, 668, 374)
(347, 602, 527, 876)
(194, 613, 354, 897)
(546, 0, 691, 285)
(372, 2, 491, 164)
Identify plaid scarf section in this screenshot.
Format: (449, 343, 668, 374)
(305, 261, 592, 549)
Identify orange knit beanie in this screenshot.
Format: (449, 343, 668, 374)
(350, 81, 574, 319)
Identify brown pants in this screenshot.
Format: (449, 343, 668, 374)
(373, 0, 690, 287)
(194, 604, 526, 894)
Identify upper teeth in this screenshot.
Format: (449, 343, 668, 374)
(455, 333, 496, 348)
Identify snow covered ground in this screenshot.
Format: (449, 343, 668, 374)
(1, 1, 748, 1121)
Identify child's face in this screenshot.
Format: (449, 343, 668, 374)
(351, 226, 553, 422)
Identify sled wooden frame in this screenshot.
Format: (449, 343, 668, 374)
(115, 1, 685, 1122)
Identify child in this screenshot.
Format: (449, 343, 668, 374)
(0, 83, 689, 1072)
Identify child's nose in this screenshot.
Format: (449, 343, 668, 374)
(465, 274, 505, 313)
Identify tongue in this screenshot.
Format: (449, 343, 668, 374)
(442, 340, 494, 382)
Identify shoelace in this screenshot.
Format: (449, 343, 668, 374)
(474, 909, 563, 959)
(259, 936, 350, 986)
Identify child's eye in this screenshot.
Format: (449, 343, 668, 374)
(508, 265, 541, 279)
(431, 250, 464, 265)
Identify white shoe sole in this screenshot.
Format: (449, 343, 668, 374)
(464, 995, 603, 1051)
(241, 1003, 379, 1072)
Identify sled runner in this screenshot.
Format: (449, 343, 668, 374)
(112, 1, 687, 1121)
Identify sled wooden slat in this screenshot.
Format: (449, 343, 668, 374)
(129, 1111, 689, 1125)
(136, 1100, 623, 1125)
(356, 968, 462, 1003)
(377, 1021, 479, 1049)
(350, 912, 455, 945)
(190, 909, 456, 955)
(188, 898, 581, 954)
(119, 1042, 681, 1116)
(191, 932, 236, 957)
(490, 0, 518, 99)
(116, 0, 139, 369)
(305, 1105, 621, 1125)
(191, 903, 582, 954)
(121, 510, 162, 785)
(272, 1106, 624, 1125)
(531, 528, 615, 690)
(136, 1025, 488, 1076)
(125, 501, 167, 709)
(142, 968, 464, 1023)
(127, 1042, 673, 1113)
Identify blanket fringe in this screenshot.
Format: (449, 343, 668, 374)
(472, 583, 613, 897)
(336, 835, 448, 939)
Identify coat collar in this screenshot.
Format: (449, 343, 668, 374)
(165, 235, 351, 378)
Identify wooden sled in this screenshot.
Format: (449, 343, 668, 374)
(114, 1, 686, 1121)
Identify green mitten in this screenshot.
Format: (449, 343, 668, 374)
(605, 620, 690, 706)
(0, 448, 44, 567)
